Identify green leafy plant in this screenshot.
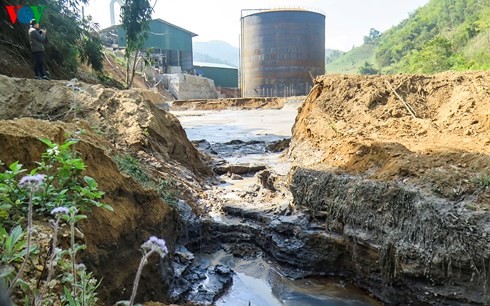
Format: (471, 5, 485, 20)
(7, 174, 45, 295)
(0, 225, 38, 286)
(475, 173, 490, 188)
(113, 154, 152, 187)
(0, 226, 29, 266)
(36, 138, 113, 214)
(63, 286, 76, 306)
(120, 0, 154, 87)
(113, 155, 179, 205)
(0, 161, 26, 222)
(54, 207, 101, 306)
(0, 139, 113, 304)
(156, 178, 177, 206)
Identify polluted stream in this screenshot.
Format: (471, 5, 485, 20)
(172, 103, 379, 306)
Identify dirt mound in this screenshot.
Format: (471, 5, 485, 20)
(0, 118, 176, 304)
(290, 72, 490, 205)
(0, 75, 211, 176)
(171, 97, 289, 111)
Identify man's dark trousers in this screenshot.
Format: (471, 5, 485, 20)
(33, 51, 46, 78)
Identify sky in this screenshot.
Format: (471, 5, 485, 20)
(84, 0, 430, 51)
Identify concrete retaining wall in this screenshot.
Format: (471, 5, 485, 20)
(167, 74, 218, 100)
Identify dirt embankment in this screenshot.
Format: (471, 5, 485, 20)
(0, 75, 211, 176)
(0, 119, 175, 303)
(0, 75, 213, 304)
(291, 72, 490, 205)
(289, 72, 490, 304)
(170, 96, 304, 111)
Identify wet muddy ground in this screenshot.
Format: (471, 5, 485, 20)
(172, 105, 380, 305)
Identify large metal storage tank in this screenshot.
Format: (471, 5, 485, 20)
(240, 8, 325, 97)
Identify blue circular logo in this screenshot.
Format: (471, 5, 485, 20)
(18, 7, 34, 24)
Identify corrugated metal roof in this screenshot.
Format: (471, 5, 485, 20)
(153, 18, 198, 37)
(193, 61, 237, 69)
(100, 18, 197, 37)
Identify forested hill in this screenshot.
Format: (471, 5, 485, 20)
(328, 0, 490, 74)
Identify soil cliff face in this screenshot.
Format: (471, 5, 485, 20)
(290, 72, 490, 207)
(0, 119, 176, 303)
(289, 72, 490, 304)
(0, 76, 213, 304)
(0, 75, 211, 176)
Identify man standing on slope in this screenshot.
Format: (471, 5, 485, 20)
(28, 19, 49, 80)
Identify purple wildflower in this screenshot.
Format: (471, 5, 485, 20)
(76, 263, 86, 271)
(19, 174, 45, 189)
(142, 236, 168, 258)
(51, 207, 70, 216)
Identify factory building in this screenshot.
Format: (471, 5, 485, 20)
(240, 8, 326, 97)
(193, 61, 238, 88)
(100, 19, 197, 73)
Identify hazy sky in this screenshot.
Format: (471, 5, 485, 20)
(84, 0, 430, 51)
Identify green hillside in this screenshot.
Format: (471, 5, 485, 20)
(328, 0, 490, 74)
(326, 44, 376, 74)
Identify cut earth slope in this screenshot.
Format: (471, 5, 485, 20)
(289, 72, 490, 304)
(0, 75, 212, 304)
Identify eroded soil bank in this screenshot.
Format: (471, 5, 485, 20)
(1, 71, 489, 305)
(0, 75, 212, 304)
(172, 105, 380, 305)
(172, 72, 490, 305)
(288, 72, 490, 304)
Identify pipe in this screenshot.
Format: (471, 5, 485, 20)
(110, 0, 124, 25)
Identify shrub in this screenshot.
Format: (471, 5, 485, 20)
(113, 154, 152, 187)
(113, 154, 178, 205)
(0, 138, 112, 304)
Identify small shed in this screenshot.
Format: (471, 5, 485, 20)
(193, 61, 238, 88)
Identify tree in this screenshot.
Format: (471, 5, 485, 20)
(78, 16, 104, 72)
(120, 0, 154, 87)
(406, 36, 457, 73)
(358, 62, 378, 75)
(363, 28, 381, 44)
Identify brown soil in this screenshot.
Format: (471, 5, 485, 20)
(170, 97, 288, 111)
(0, 75, 213, 304)
(0, 118, 176, 304)
(0, 74, 211, 176)
(290, 72, 490, 206)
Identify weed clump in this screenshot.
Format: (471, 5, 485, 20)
(113, 154, 178, 205)
(0, 138, 112, 304)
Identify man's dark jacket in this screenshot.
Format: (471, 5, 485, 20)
(29, 27, 46, 52)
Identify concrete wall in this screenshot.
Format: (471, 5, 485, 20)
(167, 74, 218, 100)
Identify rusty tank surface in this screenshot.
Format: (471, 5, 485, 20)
(240, 8, 325, 97)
